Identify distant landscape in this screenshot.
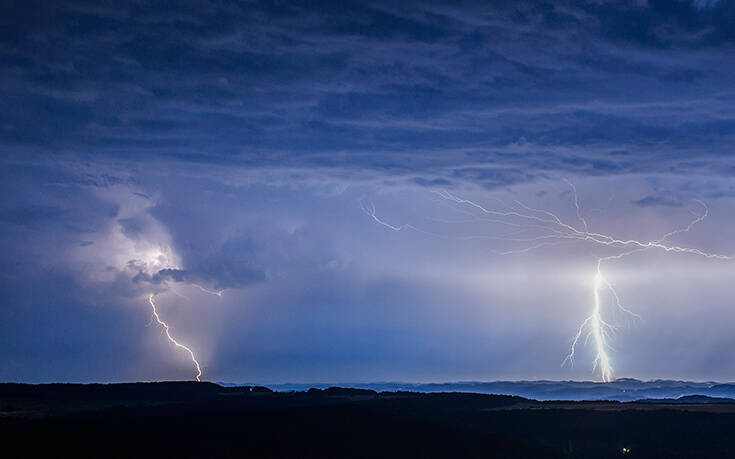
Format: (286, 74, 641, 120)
(3, 381, 735, 458)
(247, 379, 735, 402)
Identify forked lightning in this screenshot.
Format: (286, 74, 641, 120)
(148, 294, 202, 382)
(364, 183, 730, 381)
(146, 286, 223, 381)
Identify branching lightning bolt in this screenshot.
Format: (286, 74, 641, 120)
(364, 183, 731, 382)
(144, 283, 224, 381)
(361, 200, 414, 231)
(191, 284, 224, 297)
(147, 294, 202, 382)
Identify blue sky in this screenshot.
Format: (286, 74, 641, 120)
(2, 0, 735, 383)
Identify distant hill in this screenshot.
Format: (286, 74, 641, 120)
(3, 381, 735, 458)
(0, 381, 271, 401)
(638, 394, 735, 404)
(230, 379, 735, 402)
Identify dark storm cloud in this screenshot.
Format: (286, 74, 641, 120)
(633, 195, 686, 207)
(3, 0, 735, 186)
(0, 205, 67, 228)
(136, 249, 266, 290)
(3, 1, 735, 383)
(135, 265, 264, 290)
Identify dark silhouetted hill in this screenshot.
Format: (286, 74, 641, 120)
(3, 381, 735, 458)
(638, 394, 735, 404)
(258, 378, 735, 401)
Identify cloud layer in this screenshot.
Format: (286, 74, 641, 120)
(2, 1, 735, 383)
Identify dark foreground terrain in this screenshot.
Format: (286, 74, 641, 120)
(2, 382, 734, 458)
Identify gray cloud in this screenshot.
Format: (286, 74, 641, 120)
(3, 1, 735, 383)
(3, 1, 735, 186)
(633, 195, 685, 207)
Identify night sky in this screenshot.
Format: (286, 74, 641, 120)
(3, 0, 735, 383)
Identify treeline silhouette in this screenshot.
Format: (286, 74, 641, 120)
(1, 382, 734, 458)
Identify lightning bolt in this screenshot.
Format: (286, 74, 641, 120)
(361, 200, 414, 231)
(365, 182, 731, 382)
(147, 294, 202, 382)
(191, 284, 224, 297)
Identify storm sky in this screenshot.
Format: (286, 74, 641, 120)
(3, 0, 735, 383)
